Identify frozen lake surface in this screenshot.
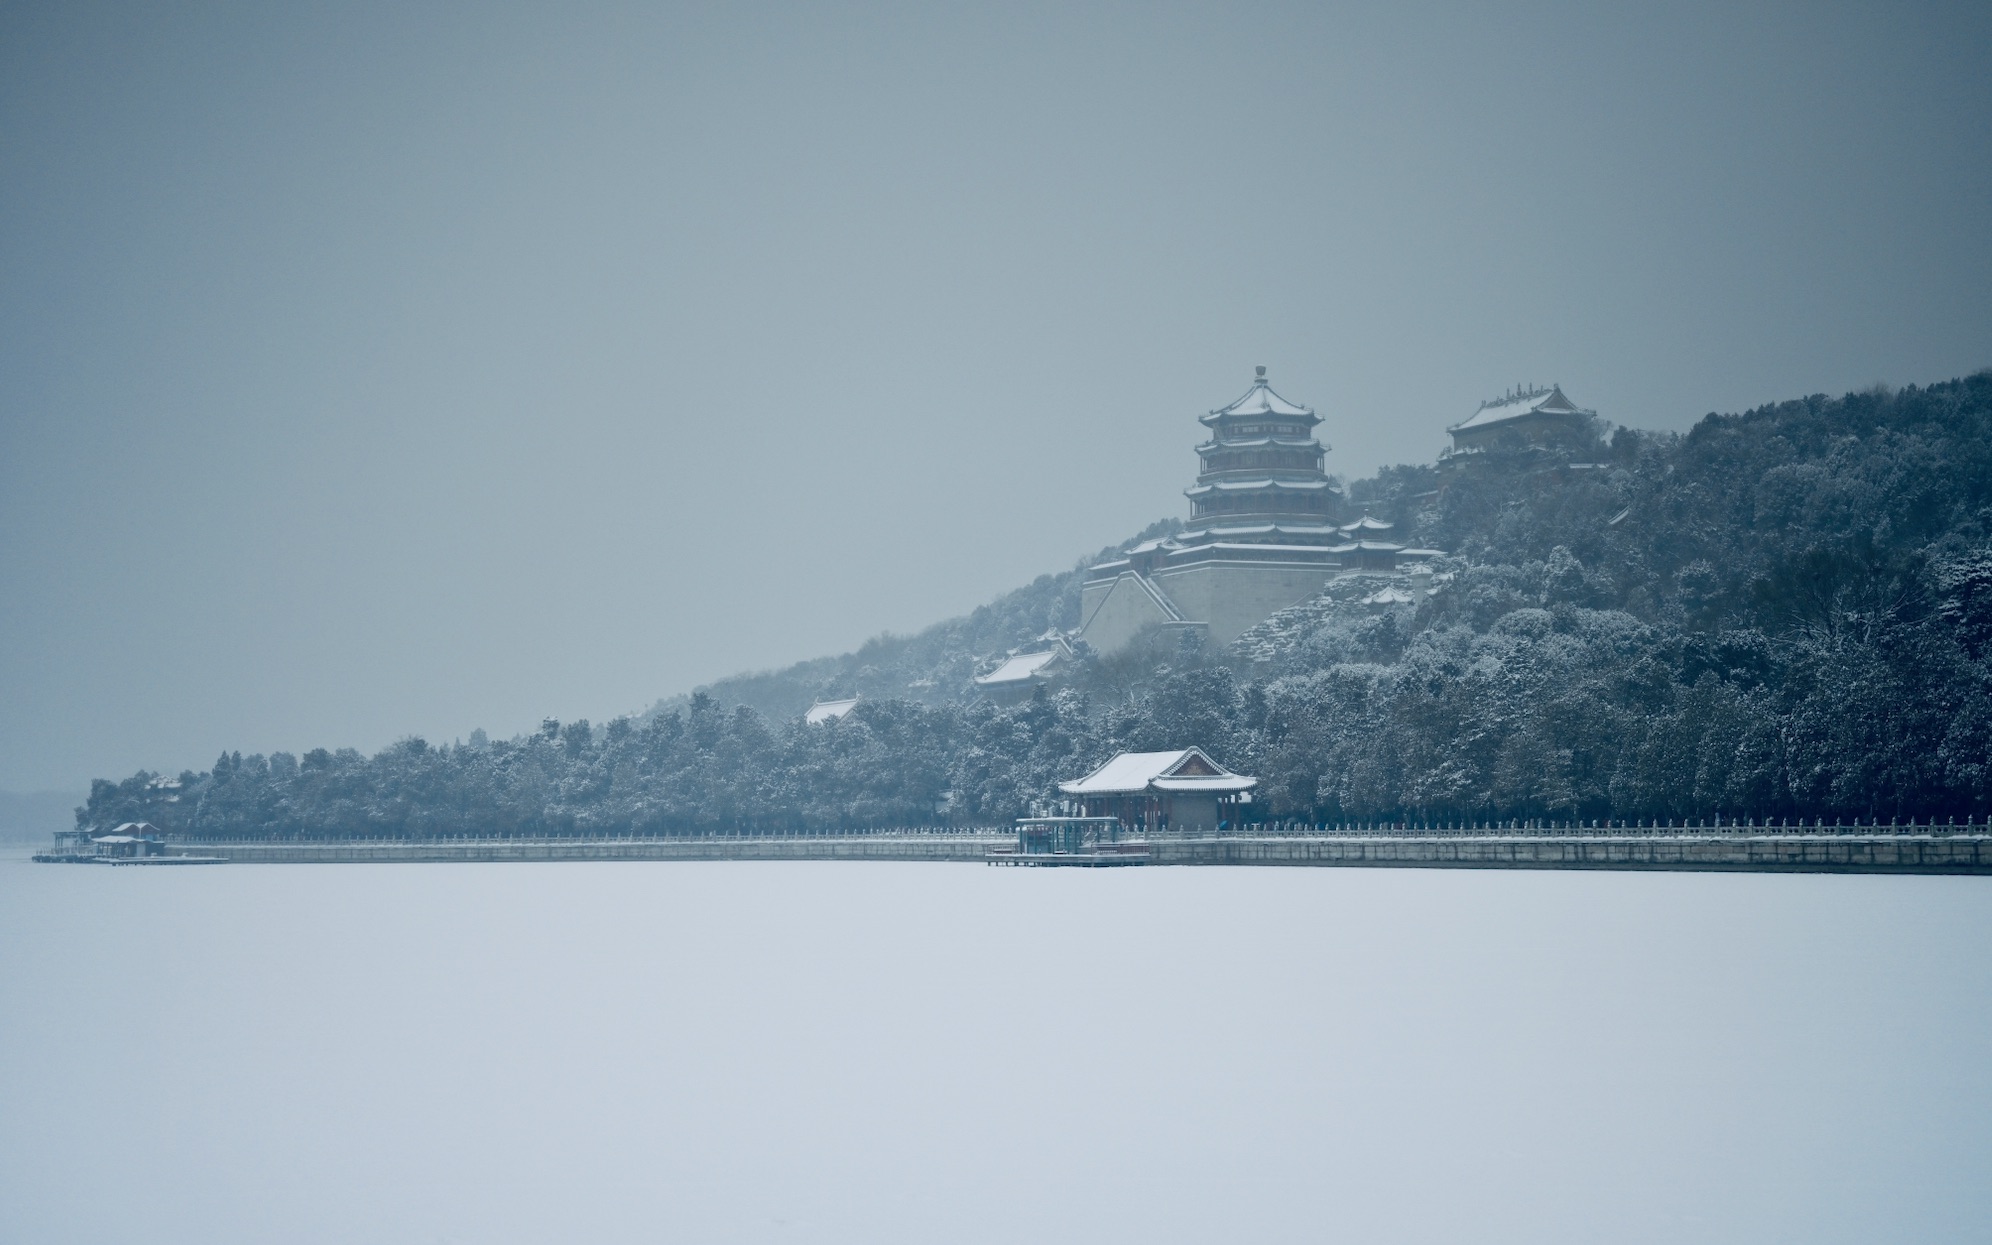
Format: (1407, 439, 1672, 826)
(2, 851, 1988, 1244)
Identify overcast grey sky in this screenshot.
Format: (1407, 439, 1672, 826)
(3, 1, 1989, 792)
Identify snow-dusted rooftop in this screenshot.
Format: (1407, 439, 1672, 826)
(1339, 515, 1396, 534)
(1182, 522, 1341, 539)
(974, 650, 1060, 686)
(1450, 383, 1595, 433)
(803, 697, 860, 725)
(1058, 748, 1257, 796)
(1361, 587, 1417, 606)
(1197, 435, 1320, 451)
(1201, 367, 1319, 426)
(1184, 477, 1332, 496)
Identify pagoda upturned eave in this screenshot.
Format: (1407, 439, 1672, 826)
(1195, 434, 1323, 452)
(1199, 374, 1320, 427)
(1185, 477, 1332, 497)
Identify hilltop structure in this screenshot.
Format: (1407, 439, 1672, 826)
(1445, 383, 1598, 457)
(1078, 368, 1346, 653)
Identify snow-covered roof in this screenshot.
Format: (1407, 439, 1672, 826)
(1197, 435, 1320, 451)
(974, 650, 1060, 686)
(1201, 368, 1319, 426)
(1181, 522, 1341, 539)
(1169, 542, 1340, 555)
(1361, 588, 1417, 606)
(1400, 548, 1446, 559)
(1339, 515, 1395, 534)
(1059, 748, 1258, 796)
(1184, 477, 1332, 496)
(107, 822, 159, 836)
(1449, 383, 1595, 433)
(804, 697, 860, 725)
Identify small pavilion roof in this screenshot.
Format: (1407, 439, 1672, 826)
(803, 697, 860, 725)
(1450, 383, 1595, 433)
(974, 650, 1060, 686)
(1058, 748, 1257, 796)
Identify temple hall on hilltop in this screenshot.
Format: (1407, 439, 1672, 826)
(1444, 382, 1599, 458)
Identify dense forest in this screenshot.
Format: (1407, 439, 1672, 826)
(81, 372, 1992, 837)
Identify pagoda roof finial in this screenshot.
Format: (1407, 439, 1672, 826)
(1255, 365, 1267, 383)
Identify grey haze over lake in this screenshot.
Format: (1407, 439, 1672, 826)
(4, 1, 1991, 793)
(3, 856, 1987, 1243)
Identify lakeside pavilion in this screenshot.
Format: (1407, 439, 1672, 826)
(1057, 748, 1258, 833)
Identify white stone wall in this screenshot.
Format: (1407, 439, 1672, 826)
(1151, 560, 1338, 647)
(1078, 573, 1178, 655)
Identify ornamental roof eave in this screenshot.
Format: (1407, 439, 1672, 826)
(1201, 407, 1323, 429)
(1151, 775, 1260, 793)
(1178, 522, 1342, 539)
(1185, 477, 1333, 497)
(1166, 541, 1341, 556)
(1197, 435, 1324, 452)
(1339, 515, 1396, 534)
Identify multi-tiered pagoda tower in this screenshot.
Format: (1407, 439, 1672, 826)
(1184, 365, 1337, 539)
(1078, 368, 1346, 654)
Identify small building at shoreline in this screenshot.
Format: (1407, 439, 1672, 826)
(1058, 748, 1257, 834)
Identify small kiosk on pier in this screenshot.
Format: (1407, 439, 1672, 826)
(986, 816, 1148, 866)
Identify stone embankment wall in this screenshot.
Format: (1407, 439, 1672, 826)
(175, 836, 1002, 864)
(1147, 831, 1992, 873)
(166, 829, 1992, 873)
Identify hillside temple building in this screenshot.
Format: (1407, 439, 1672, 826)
(1444, 383, 1598, 457)
(1078, 368, 1342, 653)
(1075, 368, 1434, 655)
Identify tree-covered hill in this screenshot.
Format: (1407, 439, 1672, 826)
(81, 371, 1992, 836)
